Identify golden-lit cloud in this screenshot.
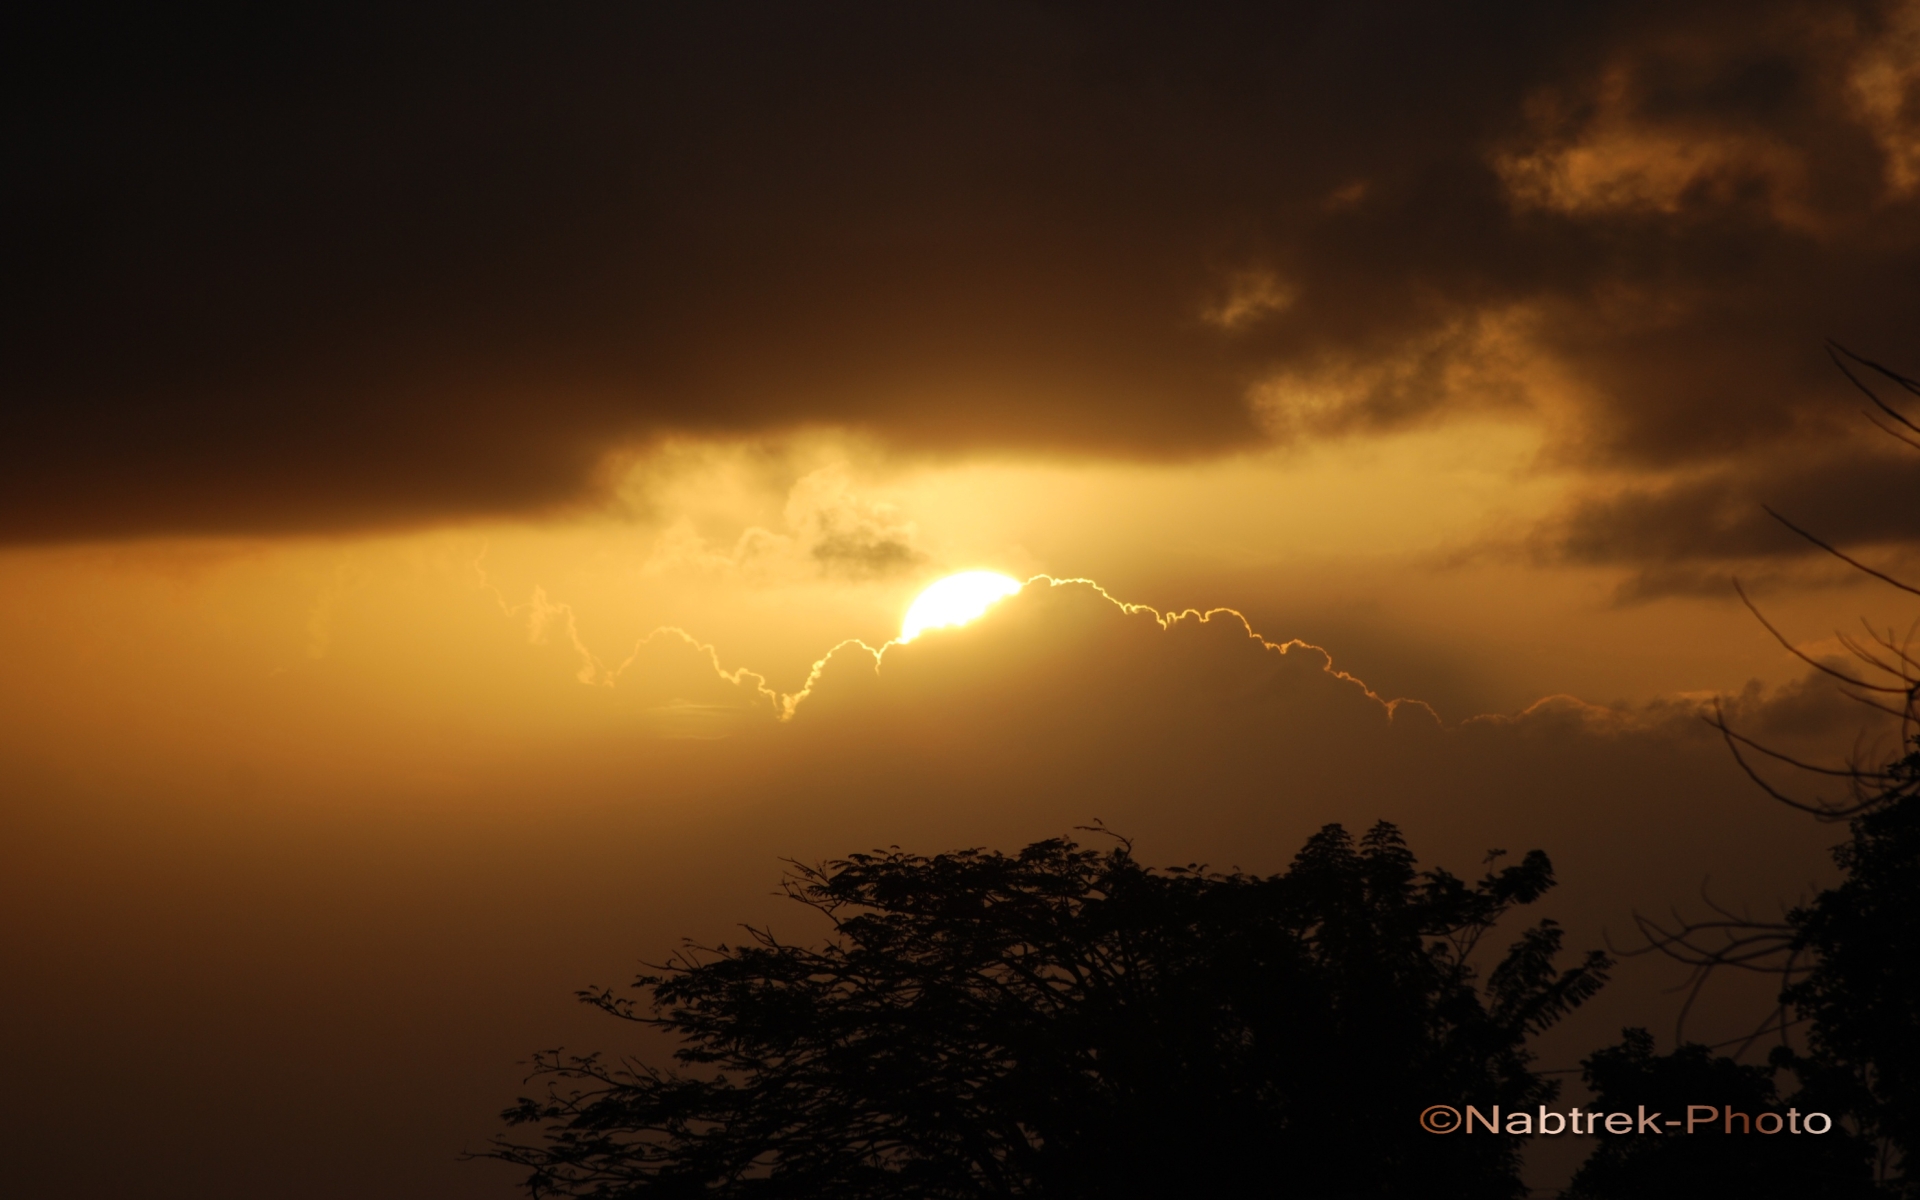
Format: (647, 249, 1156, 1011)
(635, 460, 930, 584)
(1202, 268, 1297, 331)
(1847, 0, 1920, 197)
(1249, 304, 1551, 440)
(1494, 57, 1820, 232)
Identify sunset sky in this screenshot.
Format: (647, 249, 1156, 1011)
(5, 3, 1920, 1195)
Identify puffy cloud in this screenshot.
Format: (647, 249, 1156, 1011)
(784, 578, 1429, 740)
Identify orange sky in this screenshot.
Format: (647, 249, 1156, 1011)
(2, 439, 1906, 1194)
(6, 3, 1920, 1195)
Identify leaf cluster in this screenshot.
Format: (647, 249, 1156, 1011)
(486, 821, 1608, 1199)
(1784, 746, 1920, 1193)
(1567, 1028, 1877, 1199)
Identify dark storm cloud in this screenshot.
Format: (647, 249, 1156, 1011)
(5, 1, 1918, 541)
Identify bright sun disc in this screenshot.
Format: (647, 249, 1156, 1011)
(899, 572, 1024, 642)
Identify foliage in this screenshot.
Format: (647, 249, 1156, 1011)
(486, 822, 1610, 1198)
(1783, 745, 1920, 1193)
(1618, 347, 1920, 1194)
(1565, 1028, 1876, 1198)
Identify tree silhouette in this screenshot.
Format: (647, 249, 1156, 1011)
(1618, 346, 1920, 1194)
(1564, 1028, 1876, 1198)
(485, 822, 1609, 1198)
(1784, 743, 1920, 1192)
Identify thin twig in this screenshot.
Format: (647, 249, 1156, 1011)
(1734, 581, 1912, 691)
(1764, 507, 1920, 599)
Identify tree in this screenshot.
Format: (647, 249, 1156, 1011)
(1619, 346, 1920, 1194)
(1565, 1028, 1877, 1198)
(1782, 744, 1920, 1191)
(485, 822, 1610, 1198)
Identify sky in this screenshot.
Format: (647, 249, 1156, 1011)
(5, 2, 1920, 1195)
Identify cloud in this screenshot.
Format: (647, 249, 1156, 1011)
(592, 576, 1889, 824)
(636, 462, 930, 583)
(5, 0, 1920, 566)
(1847, 0, 1920, 196)
(781, 578, 1433, 734)
(1201, 269, 1297, 331)
(786, 468, 930, 580)
(1537, 434, 1920, 597)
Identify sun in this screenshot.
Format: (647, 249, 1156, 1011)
(899, 572, 1024, 642)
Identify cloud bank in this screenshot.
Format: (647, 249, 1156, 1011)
(7, 1, 1920, 568)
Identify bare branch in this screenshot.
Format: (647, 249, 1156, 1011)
(1862, 410, 1920, 452)
(1763, 507, 1920, 599)
(1830, 341, 1920, 406)
(1734, 581, 1912, 691)
(1706, 707, 1877, 819)
(1710, 705, 1879, 779)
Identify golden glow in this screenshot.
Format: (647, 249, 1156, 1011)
(899, 571, 1023, 642)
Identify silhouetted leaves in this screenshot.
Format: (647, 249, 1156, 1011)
(1566, 1028, 1876, 1199)
(487, 822, 1608, 1198)
(1784, 746, 1920, 1195)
